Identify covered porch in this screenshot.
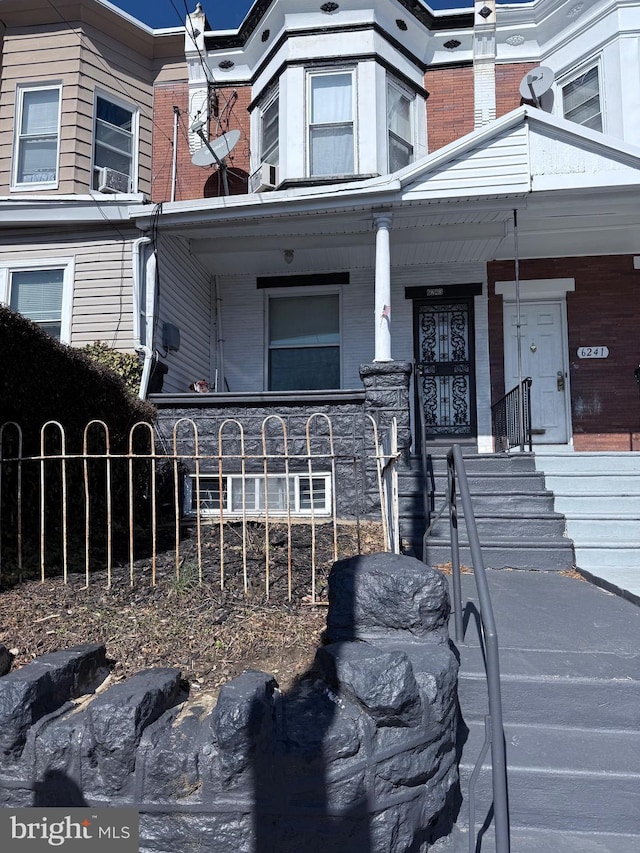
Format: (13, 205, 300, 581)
(134, 105, 640, 455)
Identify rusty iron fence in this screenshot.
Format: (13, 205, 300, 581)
(0, 414, 399, 601)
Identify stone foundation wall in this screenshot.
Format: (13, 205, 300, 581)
(0, 553, 459, 852)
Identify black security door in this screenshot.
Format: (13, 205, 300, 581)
(415, 298, 477, 440)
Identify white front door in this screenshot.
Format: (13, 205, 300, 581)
(503, 299, 570, 444)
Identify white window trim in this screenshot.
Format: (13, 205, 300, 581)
(185, 472, 333, 518)
(11, 83, 62, 191)
(92, 88, 139, 194)
(386, 76, 416, 173)
(264, 287, 343, 391)
(306, 68, 357, 178)
(558, 59, 604, 133)
(0, 257, 74, 344)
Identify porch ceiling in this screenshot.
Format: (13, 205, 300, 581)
(187, 210, 513, 274)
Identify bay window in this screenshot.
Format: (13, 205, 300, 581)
(261, 95, 279, 165)
(387, 80, 414, 172)
(268, 293, 340, 390)
(562, 66, 602, 132)
(13, 85, 61, 187)
(308, 71, 354, 177)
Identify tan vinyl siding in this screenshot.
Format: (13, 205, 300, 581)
(0, 11, 181, 197)
(155, 235, 212, 394)
(0, 230, 139, 350)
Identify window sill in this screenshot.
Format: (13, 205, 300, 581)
(278, 173, 379, 190)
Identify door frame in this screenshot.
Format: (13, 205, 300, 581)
(410, 284, 481, 449)
(497, 278, 575, 445)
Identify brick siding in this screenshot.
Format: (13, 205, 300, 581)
(489, 256, 640, 450)
(152, 83, 252, 203)
(424, 66, 475, 152)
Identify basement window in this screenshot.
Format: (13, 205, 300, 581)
(185, 472, 332, 516)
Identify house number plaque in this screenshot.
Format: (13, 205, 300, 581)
(577, 346, 609, 359)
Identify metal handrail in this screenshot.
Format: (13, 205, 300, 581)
(491, 378, 532, 453)
(444, 445, 510, 853)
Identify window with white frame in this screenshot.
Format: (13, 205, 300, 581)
(308, 71, 354, 176)
(13, 85, 61, 187)
(261, 94, 279, 166)
(562, 66, 602, 132)
(268, 293, 340, 391)
(186, 472, 332, 517)
(93, 94, 136, 192)
(1, 259, 73, 342)
(387, 79, 414, 172)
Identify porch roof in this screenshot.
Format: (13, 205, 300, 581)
(131, 106, 640, 271)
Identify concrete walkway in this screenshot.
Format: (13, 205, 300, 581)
(437, 568, 640, 852)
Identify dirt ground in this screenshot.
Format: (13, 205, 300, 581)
(0, 521, 386, 696)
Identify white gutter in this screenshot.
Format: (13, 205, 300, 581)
(132, 237, 158, 400)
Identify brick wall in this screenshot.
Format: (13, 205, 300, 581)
(488, 256, 640, 450)
(152, 83, 252, 203)
(425, 62, 537, 153)
(496, 62, 537, 117)
(424, 65, 475, 152)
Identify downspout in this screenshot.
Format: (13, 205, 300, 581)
(171, 106, 179, 203)
(132, 236, 158, 400)
(213, 274, 224, 391)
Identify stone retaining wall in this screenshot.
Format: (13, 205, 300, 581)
(153, 395, 379, 519)
(0, 553, 459, 852)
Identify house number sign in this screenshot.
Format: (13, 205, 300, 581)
(577, 346, 609, 359)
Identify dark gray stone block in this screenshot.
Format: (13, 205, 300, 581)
(326, 552, 450, 642)
(211, 669, 277, 789)
(0, 644, 13, 676)
(87, 667, 183, 795)
(316, 643, 422, 727)
(0, 644, 108, 760)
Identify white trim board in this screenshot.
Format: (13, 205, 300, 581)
(495, 278, 575, 299)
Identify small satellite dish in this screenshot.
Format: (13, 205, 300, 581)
(190, 129, 241, 168)
(519, 66, 555, 109)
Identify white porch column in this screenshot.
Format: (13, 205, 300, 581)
(373, 213, 393, 362)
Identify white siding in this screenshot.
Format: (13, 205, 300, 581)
(403, 125, 530, 200)
(156, 235, 211, 394)
(342, 270, 374, 387)
(216, 262, 488, 399)
(529, 124, 640, 190)
(218, 274, 265, 393)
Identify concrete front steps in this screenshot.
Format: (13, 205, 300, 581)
(435, 569, 640, 852)
(534, 451, 640, 601)
(399, 452, 575, 571)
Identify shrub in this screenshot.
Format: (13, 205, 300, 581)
(80, 341, 143, 398)
(0, 307, 162, 582)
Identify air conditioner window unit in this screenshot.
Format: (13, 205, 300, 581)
(98, 167, 131, 194)
(249, 162, 279, 193)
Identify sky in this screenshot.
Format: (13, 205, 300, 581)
(110, 1, 533, 31)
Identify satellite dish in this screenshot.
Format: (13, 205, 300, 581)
(190, 129, 241, 168)
(519, 66, 555, 110)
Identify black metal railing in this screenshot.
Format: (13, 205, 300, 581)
(422, 446, 510, 853)
(491, 378, 532, 452)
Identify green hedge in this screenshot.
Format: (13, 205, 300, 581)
(0, 307, 171, 583)
(0, 306, 155, 452)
